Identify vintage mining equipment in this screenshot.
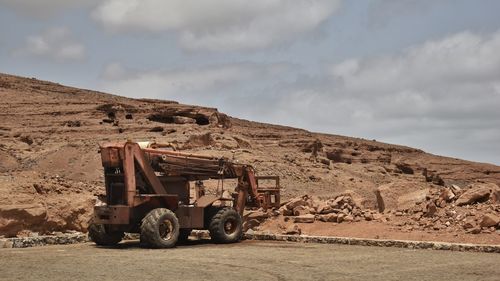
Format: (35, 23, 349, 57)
(89, 141, 280, 248)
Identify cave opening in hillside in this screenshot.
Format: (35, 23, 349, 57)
(195, 116, 210, 126)
(147, 114, 175, 124)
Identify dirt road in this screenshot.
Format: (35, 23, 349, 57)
(1, 240, 499, 281)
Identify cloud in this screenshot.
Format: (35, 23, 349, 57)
(98, 30, 500, 164)
(14, 27, 86, 61)
(98, 62, 292, 106)
(91, 0, 341, 51)
(0, 0, 100, 17)
(274, 30, 500, 163)
(366, 0, 437, 27)
(101, 62, 127, 80)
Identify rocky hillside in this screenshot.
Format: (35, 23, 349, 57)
(0, 73, 499, 241)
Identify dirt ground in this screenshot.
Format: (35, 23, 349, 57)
(259, 219, 500, 245)
(0, 240, 499, 281)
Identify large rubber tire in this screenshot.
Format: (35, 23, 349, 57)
(140, 208, 180, 248)
(208, 207, 243, 244)
(88, 220, 124, 246)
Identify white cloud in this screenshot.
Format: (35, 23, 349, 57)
(0, 0, 100, 17)
(273, 30, 500, 163)
(99, 62, 291, 105)
(367, 0, 437, 27)
(14, 27, 86, 61)
(98, 30, 500, 164)
(329, 31, 500, 106)
(92, 0, 341, 51)
(101, 62, 127, 80)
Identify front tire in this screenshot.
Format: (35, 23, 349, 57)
(88, 219, 124, 246)
(140, 208, 179, 248)
(209, 207, 242, 244)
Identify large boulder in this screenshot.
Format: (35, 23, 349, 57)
(318, 213, 338, 222)
(479, 214, 500, 228)
(243, 210, 269, 231)
(455, 183, 499, 206)
(244, 210, 269, 220)
(341, 190, 367, 208)
(283, 224, 301, 235)
(0, 204, 47, 237)
(375, 182, 429, 212)
(397, 189, 429, 211)
(284, 197, 307, 210)
(293, 205, 311, 216)
(316, 202, 334, 214)
(293, 214, 315, 223)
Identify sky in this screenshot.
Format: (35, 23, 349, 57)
(1, 0, 499, 165)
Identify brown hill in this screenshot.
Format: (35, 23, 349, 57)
(0, 73, 499, 243)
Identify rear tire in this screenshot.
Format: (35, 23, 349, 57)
(88, 219, 124, 246)
(140, 208, 179, 248)
(208, 207, 242, 244)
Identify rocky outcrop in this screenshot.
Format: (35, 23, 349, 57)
(0, 204, 47, 237)
(146, 106, 231, 128)
(0, 150, 19, 172)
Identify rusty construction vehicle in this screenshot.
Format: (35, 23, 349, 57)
(89, 141, 280, 248)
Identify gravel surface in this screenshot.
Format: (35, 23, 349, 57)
(0, 240, 499, 281)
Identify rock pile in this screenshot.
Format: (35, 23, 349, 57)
(242, 194, 382, 235)
(388, 182, 500, 234)
(243, 182, 500, 237)
(279, 194, 379, 225)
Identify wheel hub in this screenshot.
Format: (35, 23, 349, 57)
(159, 220, 173, 241)
(224, 219, 237, 234)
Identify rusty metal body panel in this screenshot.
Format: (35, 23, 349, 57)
(255, 176, 281, 209)
(175, 206, 204, 229)
(93, 205, 130, 224)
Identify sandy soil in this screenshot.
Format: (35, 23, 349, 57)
(260, 218, 500, 245)
(1, 241, 499, 281)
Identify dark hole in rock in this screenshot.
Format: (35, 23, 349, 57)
(125, 114, 133, 119)
(150, 126, 164, 132)
(395, 163, 414, 175)
(107, 112, 116, 119)
(195, 116, 210, 126)
(63, 120, 81, 127)
(20, 135, 33, 145)
(147, 114, 175, 124)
